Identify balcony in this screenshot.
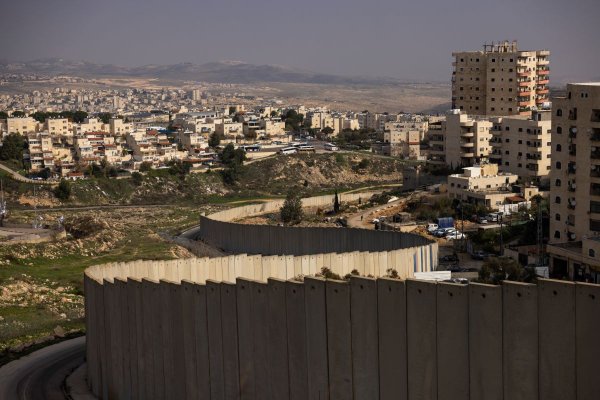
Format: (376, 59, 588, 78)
(462, 152, 475, 158)
(518, 71, 531, 77)
(569, 109, 578, 121)
(460, 141, 474, 148)
(591, 150, 600, 160)
(568, 183, 577, 192)
(568, 163, 577, 174)
(461, 131, 474, 138)
(518, 81, 531, 87)
(590, 129, 600, 142)
(538, 78, 550, 85)
(519, 91, 532, 96)
(591, 110, 600, 123)
(569, 127, 578, 138)
(591, 184, 600, 197)
(518, 101, 530, 107)
(536, 88, 549, 95)
(538, 69, 550, 75)
(591, 167, 600, 178)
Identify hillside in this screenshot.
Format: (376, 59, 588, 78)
(0, 58, 403, 85)
(2, 153, 405, 208)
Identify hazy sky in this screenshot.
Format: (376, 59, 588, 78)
(2, 0, 599, 83)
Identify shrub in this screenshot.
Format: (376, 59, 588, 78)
(54, 179, 72, 200)
(280, 190, 303, 225)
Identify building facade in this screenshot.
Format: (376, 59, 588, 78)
(452, 41, 550, 116)
(548, 83, 600, 281)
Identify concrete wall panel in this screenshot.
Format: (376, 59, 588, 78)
(468, 283, 502, 400)
(350, 277, 379, 400)
(538, 279, 575, 400)
(206, 280, 225, 400)
(251, 281, 270, 399)
(286, 281, 308, 400)
(326, 280, 353, 400)
(436, 282, 469, 400)
(377, 278, 407, 400)
(236, 278, 255, 399)
(576, 282, 600, 400)
(406, 279, 437, 400)
(267, 279, 290, 400)
(503, 282, 538, 400)
(304, 277, 329, 400)
(221, 282, 241, 400)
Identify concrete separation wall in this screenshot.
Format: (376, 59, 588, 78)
(85, 264, 600, 400)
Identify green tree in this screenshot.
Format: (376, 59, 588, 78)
(139, 162, 152, 172)
(477, 256, 536, 285)
(333, 190, 340, 214)
(72, 111, 88, 123)
(131, 172, 143, 186)
(0, 111, 8, 120)
(280, 190, 304, 225)
(219, 143, 246, 185)
(11, 111, 26, 117)
(98, 112, 112, 124)
(322, 126, 334, 135)
(54, 179, 72, 200)
(0, 133, 25, 161)
(208, 132, 221, 148)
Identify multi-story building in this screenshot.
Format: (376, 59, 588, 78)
(7, 117, 38, 134)
(381, 122, 421, 158)
(452, 40, 550, 116)
(109, 118, 133, 136)
(548, 83, 600, 281)
(442, 110, 493, 168)
(489, 110, 552, 184)
(25, 132, 53, 171)
(447, 162, 537, 210)
(45, 118, 72, 136)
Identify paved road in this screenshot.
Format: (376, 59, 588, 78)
(0, 336, 86, 400)
(0, 163, 56, 186)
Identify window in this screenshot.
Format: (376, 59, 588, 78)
(555, 196, 561, 204)
(556, 144, 562, 152)
(556, 161, 562, 169)
(589, 249, 595, 258)
(505, 127, 510, 131)
(556, 126, 562, 134)
(590, 201, 600, 213)
(554, 231, 561, 239)
(591, 220, 600, 232)
(556, 109, 563, 117)
(505, 162, 510, 166)
(491, 68, 495, 72)
(555, 179, 561, 187)
(518, 140, 522, 144)
(555, 214, 561, 221)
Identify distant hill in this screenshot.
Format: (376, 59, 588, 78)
(0, 58, 405, 85)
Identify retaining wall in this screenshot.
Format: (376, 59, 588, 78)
(85, 263, 600, 400)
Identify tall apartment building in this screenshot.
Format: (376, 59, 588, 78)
(489, 110, 552, 184)
(548, 83, 600, 282)
(452, 41, 550, 116)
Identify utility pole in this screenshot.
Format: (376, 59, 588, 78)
(499, 214, 504, 256)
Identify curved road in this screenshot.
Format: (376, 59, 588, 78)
(0, 163, 56, 186)
(0, 336, 86, 400)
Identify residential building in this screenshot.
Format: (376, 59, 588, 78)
(45, 118, 72, 136)
(489, 110, 552, 184)
(109, 118, 133, 136)
(7, 117, 38, 134)
(452, 40, 550, 116)
(447, 162, 532, 210)
(381, 121, 421, 158)
(215, 121, 243, 138)
(443, 110, 493, 168)
(547, 83, 600, 281)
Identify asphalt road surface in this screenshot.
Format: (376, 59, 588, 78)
(0, 336, 86, 400)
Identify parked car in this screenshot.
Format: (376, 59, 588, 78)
(477, 216, 488, 224)
(446, 232, 467, 240)
(471, 250, 491, 260)
(433, 228, 452, 237)
(427, 223, 439, 233)
(440, 254, 459, 263)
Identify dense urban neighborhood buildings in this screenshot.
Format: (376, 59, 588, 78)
(547, 83, 600, 279)
(452, 40, 550, 116)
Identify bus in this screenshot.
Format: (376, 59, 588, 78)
(324, 143, 339, 151)
(279, 147, 298, 155)
(297, 145, 315, 152)
(240, 144, 261, 152)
